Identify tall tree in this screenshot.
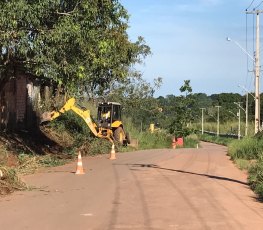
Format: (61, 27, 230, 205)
(168, 80, 195, 137)
(0, 0, 150, 95)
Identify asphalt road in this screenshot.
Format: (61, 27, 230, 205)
(0, 142, 263, 230)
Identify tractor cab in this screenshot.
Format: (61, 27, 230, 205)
(97, 102, 122, 129)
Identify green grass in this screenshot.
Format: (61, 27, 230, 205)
(136, 130, 172, 150)
(248, 158, 263, 199)
(191, 121, 255, 137)
(126, 129, 199, 150)
(200, 131, 263, 200)
(179, 134, 199, 148)
(198, 134, 234, 146)
(234, 159, 255, 171)
(0, 166, 27, 195)
(228, 138, 263, 160)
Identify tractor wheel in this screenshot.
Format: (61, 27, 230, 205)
(114, 127, 125, 144)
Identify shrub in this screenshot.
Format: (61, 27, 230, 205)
(0, 145, 8, 165)
(248, 158, 263, 199)
(184, 134, 199, 148)
(80, 138, 112, 156)
(198, 134, 233, 146)
(228, 138, 263, 160)
(0, 166, 27, 195)
(137, 130, 172, 150)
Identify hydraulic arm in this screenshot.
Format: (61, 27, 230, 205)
(41, 98, 113, 143)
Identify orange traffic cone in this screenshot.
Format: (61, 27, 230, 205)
(75, 151, 85, 175)
(109, 144, 116, 160)
(172, 137, 176, 149)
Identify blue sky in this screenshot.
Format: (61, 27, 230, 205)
(119, 0, 260, 97)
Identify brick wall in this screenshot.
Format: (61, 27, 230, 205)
(0, 74, 39, 131)
(16, 76, 27, 124)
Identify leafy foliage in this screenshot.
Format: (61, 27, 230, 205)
(0, 0, 150, 95)
(248, 159, 263, 199)
(168, 80, 195, 137)
(137, 130, 172, 150)
(107, 74, 163, 130)
(228, 138, 263, 160)
(0, 166, 27, 195)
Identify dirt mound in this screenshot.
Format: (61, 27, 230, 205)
(0, 127, 71, 196)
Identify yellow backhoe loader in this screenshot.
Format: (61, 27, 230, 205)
(41, 98, 130, 145)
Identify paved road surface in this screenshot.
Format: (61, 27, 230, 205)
(0, 142, 263, 230)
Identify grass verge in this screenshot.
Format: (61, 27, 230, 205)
(198, 133, 234, 146)
(209, 134, 263, 200)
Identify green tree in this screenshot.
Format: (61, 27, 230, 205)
(0, 0, 150, 95)
(168, 80, 195, 137)
(107, 74, 163, 129)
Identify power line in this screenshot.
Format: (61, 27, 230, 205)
(254, 1, 263, 9)
(253, 13, 255, 56)
(246, 0, 256, 10)
(246, 12, 249, 88)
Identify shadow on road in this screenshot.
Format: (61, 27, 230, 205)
(115, 163, 248, 186)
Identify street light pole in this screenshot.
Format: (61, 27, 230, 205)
(236, 104, 241, 140)
(234, 102, 246, 138)
(215, 106, 221, 136)
(246, 10, 262, 133)
(246, 92, 248, 136)
(238, 108, 241, 140)
(227, 35, 260, 134)
(228, 109, 240, 139)
(200, 108, 205, 134)
(255, 12, 261, 133)
(239, 84, 257, 136)
(226, 37, 255, 61)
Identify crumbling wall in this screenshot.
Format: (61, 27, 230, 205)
(0, 72, 41, 132)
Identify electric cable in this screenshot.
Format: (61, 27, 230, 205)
(246, 12, 249, 88)
(254, 1, 263, 9)
(246, 0, 256, 10)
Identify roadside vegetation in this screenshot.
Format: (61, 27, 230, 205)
(227, 135, 263, 200)
(198, 133, 235, 146)
(198, 126, 263, 200)
(0, 1, 263, 201)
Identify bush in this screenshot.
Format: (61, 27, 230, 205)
(0, 166, 27, 195)
(248, 158, 263, 199)
(184, 134, 199, 148)
(50, 111, 93, 146)
(138, 130, 172, 150)
(198, 134, 233, 146)
(228, 138, 263, 160)
(81, 138, 112, 156)
(135, 130, 199, 150)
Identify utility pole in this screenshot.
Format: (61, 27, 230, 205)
(234, 102, 242, 139)
(234, 102, 246, 138)
(239, 84, 256, 136)
(245, 92, 248, 136)
(215, 106, 221, 136)
(200, 108, 205, 134)
(246, 10, 262, 133)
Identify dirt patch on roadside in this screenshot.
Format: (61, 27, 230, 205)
(0, 127, 73, 195)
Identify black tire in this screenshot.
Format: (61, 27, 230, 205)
(114, 127, 125, 144)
